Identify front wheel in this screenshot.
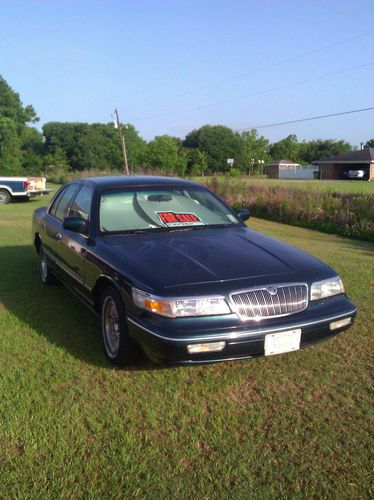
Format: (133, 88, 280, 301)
(39, 247, 57, 285)
(100, 286, 143, 366)
(0, 189, 11, 205)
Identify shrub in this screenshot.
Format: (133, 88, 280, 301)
(202, 178, 374, 242)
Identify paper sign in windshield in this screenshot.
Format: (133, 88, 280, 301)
(156, 211, 204, 227)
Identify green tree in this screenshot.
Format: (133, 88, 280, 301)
(146, 135, 187, 175)
(299, 139, 353, 163)
(43, 122, 92, 171)
(0, 76, 39, 132)
(0, 117, 22, 175)
(364, 139, 374, 149)
(122, 124, 147, 170)
(43, 146, 70, 176)
(75, 125, 119, 170)
(186, 148, 209, 176)
(20, 127, 44, 174)
(184, 125, 246, 173)
(183, 128, 200, 149)
(269, 134, 300, 163)
(241, 129, 270, 175)
(43, 122, 147, 172)
(0, 75, 41, 174)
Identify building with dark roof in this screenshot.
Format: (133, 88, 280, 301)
(267, 160, 299, 178)
(265, 160, 316, 179)
(312, 148, 374, 181)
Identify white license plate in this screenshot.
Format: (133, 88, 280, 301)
(264, 329, 301, 356)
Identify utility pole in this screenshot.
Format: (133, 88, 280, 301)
(114, 108, 129, 175)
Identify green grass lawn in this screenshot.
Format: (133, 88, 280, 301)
(0, 195, 373, 498)
(199, 175, 374, 194)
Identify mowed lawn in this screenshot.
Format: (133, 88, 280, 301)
(0, 194, 373, 498)
(203, 175, 374, 194)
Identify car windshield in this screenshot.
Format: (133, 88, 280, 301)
(99, 186, 240, 233)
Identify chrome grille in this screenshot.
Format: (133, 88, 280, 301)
(230, 284, 308, 320)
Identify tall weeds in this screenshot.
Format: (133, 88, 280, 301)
(203, 178, 374, 242)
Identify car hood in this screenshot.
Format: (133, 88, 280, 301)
(100, 226, 332, 294)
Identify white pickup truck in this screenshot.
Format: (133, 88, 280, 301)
(0, 176, 52, 205)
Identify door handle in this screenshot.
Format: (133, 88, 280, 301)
(55, 233, 63, 241)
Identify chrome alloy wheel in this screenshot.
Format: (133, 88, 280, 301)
(40, 250, 48, 281)
(102, 296, 121, 358)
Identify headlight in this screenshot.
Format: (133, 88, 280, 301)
(132, 289, 231, 318)
(310, 277, 344, 301)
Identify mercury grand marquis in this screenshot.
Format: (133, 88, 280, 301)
(32, 176, 356, 366)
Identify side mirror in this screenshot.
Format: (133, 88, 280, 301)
(63, 216, 88, 234)
(236, 208, 250, 222)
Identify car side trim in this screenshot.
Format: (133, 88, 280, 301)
(127, 308, 357, 343)
(43, 246, 85, 287)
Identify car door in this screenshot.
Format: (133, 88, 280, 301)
(43, 183, 80, 283)
(57, 185, 95, 301)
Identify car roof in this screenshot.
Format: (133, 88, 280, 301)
(73, 175, 201, 190)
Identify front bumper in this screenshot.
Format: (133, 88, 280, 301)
(126, 295, 357, 365)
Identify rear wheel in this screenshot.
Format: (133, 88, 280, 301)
(100, 286, 143, 366)
(0, 189, 11, 205)
(39, 247, 57, 285)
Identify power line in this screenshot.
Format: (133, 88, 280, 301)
(236, 106, 374, 131)
(121, 29, 374, 113)
(129, 61, 374, 121)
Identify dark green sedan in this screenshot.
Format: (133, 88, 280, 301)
(32, 176, 356, 366)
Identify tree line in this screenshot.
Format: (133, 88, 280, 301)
(1, 75, 372, 179)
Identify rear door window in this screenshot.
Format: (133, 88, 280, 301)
(48, 187, 65, 215)
(50, 184, 79, 221)
(69, 186, 93, 221)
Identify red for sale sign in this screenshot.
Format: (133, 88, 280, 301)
(156, 211, 204, 227)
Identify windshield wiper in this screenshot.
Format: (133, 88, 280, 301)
(168, 225, 214, 233)
(101, 224, 232, 236)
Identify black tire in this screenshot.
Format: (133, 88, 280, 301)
(0, 189, 11, 205)
(39, 247, 57, 285)
(100, 286, 143, 366)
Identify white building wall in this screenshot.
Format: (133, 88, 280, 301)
(279, 167, 316, 179)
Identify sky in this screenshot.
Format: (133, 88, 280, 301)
(1, 0, 373, 145)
